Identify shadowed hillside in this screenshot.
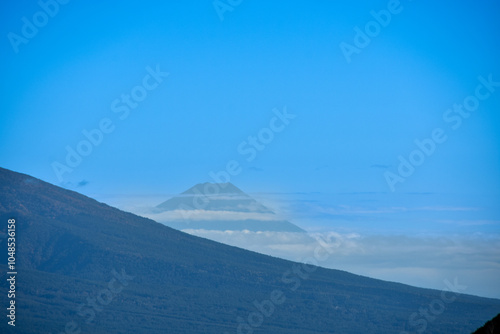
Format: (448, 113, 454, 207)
(472, 313, 500, 334)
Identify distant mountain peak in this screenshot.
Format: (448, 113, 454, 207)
(180, 182, 245, 196)
(156, 182, 271, 213)
(152, 182, 305, 233)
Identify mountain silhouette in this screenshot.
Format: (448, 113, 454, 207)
(471, 313, 500, 333)
(157, 182, 273, 213)
(152, 182, 305, 232)
(0, 167, 499, 334)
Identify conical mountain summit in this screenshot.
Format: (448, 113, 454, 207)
(151, 182, 304, 232)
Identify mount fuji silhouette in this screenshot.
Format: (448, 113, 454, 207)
(149, 182, 305, 232)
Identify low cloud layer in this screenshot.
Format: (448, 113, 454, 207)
(183, 229, 500, 299)
(143, 209, 281, 222)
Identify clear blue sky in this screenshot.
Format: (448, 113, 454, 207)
(1, 0, 499, 236)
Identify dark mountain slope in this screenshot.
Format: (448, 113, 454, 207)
(0, 167, 499, 333)
(472, 313, 500, 334)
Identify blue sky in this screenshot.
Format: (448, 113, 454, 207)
(1, 1, 500, 296)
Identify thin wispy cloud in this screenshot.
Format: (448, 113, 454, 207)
(436, 219, 500, 226)
(370, 164, 390, 169)
(77, 179, 89, 187)
(248, 166, 264, 172)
